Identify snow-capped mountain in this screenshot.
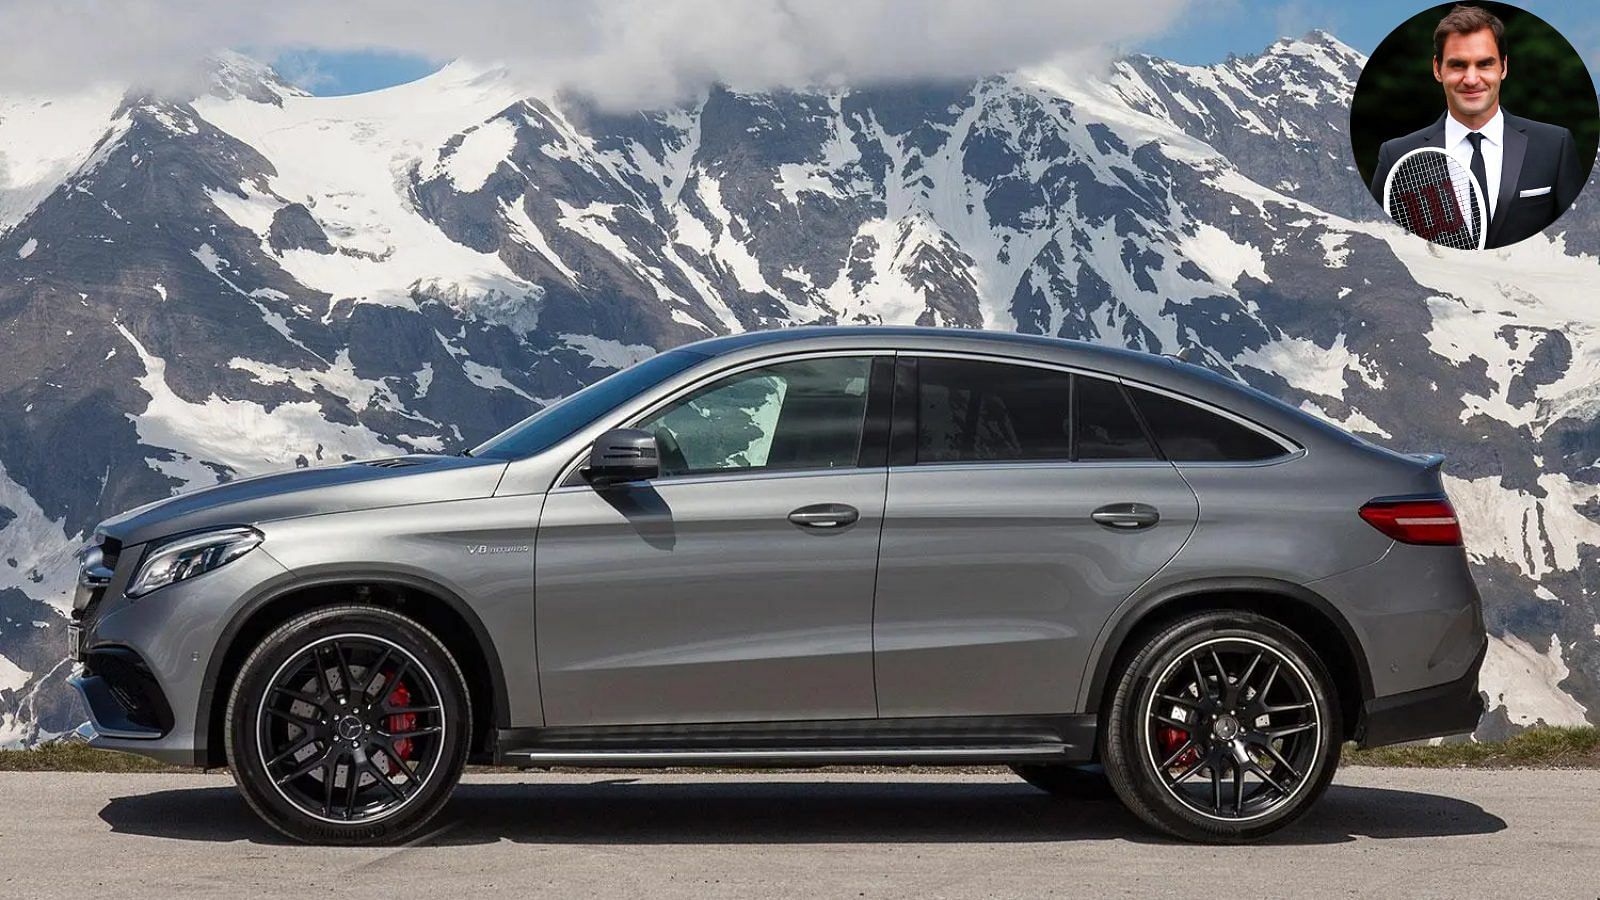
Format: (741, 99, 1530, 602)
(2, 33, 1597, 744)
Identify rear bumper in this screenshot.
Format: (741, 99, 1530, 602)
(1357, 637, 1486, 748)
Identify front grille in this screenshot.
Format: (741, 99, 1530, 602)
(102, 537, 121, 572)
(84, 647, 174, 734)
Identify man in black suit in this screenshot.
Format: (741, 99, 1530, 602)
(1368, 4, 1584, 249)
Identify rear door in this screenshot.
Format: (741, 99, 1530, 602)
(535, 354, 893, 726)
(872, 356, 1199, 718)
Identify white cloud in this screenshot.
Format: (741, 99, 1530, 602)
(0, 0, 1192, 108)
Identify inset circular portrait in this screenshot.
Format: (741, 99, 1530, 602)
(1350, 2, 1598, 250)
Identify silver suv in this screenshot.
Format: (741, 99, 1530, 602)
(69, 327, 1485, 844)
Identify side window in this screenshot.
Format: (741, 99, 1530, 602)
(1074, 376, 1158, 460)
(916, 358, 1072, 462)
(1127, 385, 1287, 462)
(636, 357, 872, 477)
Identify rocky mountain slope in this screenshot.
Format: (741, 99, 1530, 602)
(2, 33, 1597, 743)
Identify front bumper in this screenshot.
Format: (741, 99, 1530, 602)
(69, 646, 175, 739)
(70, 544, 293, 767)
(1357, 637, 1487, 748)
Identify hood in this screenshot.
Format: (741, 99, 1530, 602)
(98, 455, 510, 547)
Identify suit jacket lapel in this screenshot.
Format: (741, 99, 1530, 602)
(1492, 117, 1528, 242)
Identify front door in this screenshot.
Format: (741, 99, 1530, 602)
(535, 355, 890, 726)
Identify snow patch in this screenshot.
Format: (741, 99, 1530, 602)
(1317, 232, 1350, 268)
(0, 85, 124, 234)
(1444, 473, 1600, 579)
(1236, 334, 1377, 402)
(114, 321, 404, 485)
(413, 276, 542, 335)
(501, 198, 578, 284)
(195, 62, 542, 312)
(1480, 633, 1590, 727)
(0, 460, 78, 615)
(206, 180, 284, 237)
(561, 333, 655, 370)
(461, 360, 535, 401)
(1298, 400, 1391, 438)
(229, 351, 406, 414)
(1179, 223, 1268, 286)
(436, 118, 517, 192)
(0, 654, 30, 694)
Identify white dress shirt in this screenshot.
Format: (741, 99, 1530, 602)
(1443, 108, 1504, 220)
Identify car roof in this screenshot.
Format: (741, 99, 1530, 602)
(680, 326, 1160, 370)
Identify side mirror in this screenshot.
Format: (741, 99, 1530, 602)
(585, 428, 659, 487)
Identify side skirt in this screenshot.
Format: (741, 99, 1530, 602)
(493, 714, 1097, 768)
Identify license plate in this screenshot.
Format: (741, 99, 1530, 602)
(67, 622, 82, 661)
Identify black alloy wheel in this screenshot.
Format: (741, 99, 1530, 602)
(1143, 637, 1321, 820)
(227, 606, 470, 844)
(1101, 610, 1341, 843)
(256, 634, 445, 823)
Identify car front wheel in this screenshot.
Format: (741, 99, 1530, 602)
(1100, 610, 1341, 843)
(225, 605, 471, 844)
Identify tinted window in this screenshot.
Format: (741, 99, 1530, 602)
(637, 357, 872, 476)
(916, 359, 1072, 462)
(1128, 386, 1286, 461)
(1075, 376, 1157, 460)
(472, 350, 707, 459)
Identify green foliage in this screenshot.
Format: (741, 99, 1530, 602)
(1349, 2, 1599, 188)
(1342, 725, 1600, 768)
(0, 742, 186, 772)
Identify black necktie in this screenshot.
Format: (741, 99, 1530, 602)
(1466, 132, 1491, 218)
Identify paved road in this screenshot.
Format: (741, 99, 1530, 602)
(1, 768, 1597, 898)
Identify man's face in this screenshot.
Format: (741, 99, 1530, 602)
(1434, 28, 1506, 123)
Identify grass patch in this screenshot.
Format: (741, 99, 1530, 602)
(0, 742, 189, 773)
(1343, 725, 1600, 768)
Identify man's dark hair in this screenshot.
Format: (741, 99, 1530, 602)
(1434, 5, 1506, 61)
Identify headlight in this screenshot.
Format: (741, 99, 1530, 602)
(127, 527, 263, 597)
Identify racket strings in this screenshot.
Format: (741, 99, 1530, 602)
(1385, 153, 1484, 250)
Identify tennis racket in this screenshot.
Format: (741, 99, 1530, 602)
(1381, 147, 1487, 251)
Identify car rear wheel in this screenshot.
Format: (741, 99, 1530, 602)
(1100, 610, 1340, 843)
(225, 605, 471, 844)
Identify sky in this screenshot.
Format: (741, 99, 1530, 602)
(0, 0, 1594, 103)
(1140, 0, 1598, 64)
(273, 0, 1600, 96)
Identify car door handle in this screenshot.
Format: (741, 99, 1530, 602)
(1091, 503, 1160, 530)
(788, 503, 860, 530)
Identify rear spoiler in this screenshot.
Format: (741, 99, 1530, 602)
(1407, 452, 1446, 473)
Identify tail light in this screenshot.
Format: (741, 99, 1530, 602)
(1359, 496, 1462, 546)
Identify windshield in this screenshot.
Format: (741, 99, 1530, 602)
(470, 349, 708, 460)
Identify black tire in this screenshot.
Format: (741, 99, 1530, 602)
(1010, 763, 1116, 801)
(1100, 611, 1341, 843)
(225, 605, 471, 845)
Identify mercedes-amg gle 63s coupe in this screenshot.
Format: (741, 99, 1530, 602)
(69, 327, 1486, 844)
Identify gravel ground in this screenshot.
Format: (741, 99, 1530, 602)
(1, 768, 1596, 898)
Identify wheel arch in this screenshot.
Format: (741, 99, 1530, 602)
(198, 571, 511, 768)
(1081, 578, 1374, 743)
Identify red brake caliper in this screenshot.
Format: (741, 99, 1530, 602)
(1158, 726, 1199, 769)
(387, 678, 416, 762)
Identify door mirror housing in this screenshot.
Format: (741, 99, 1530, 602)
(585, 428, 660, 487)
